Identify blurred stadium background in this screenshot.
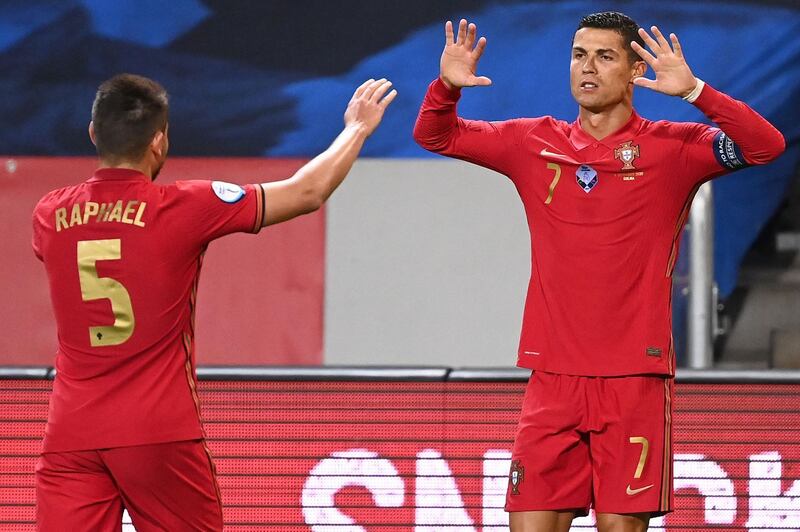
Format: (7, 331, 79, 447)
(2, 1, 799, 530)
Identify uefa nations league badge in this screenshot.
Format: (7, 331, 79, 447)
(576, 164, 598, 193)
(211, 181, 246, 203)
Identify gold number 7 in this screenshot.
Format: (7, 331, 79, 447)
(629, 436, 650, 479)
(544, 162, 562, 205)
(77, 239, 135, 347)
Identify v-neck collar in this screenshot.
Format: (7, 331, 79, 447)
(569, 110, 644, 151)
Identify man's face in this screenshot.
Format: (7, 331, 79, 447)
(570, 28, 644, 112)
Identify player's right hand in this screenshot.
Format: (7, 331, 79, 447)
(344, 78, 397, 137)
(440, 19, 492, 90)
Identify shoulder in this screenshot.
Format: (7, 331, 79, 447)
(642, 119, 717, 141)
(172, 180, 248, 205)
(34, 185, 80, 214)
(494, 116, 567, 137)
(172, 179, 209, 194)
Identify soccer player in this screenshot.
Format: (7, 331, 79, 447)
(32, 74, 396, 531)
(413, 13, 784, 532)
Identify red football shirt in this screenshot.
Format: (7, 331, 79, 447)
(32, 168, 265, 452)
(414, 79, 784, 376)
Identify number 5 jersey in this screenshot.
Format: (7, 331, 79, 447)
(32, 169, 265, 452)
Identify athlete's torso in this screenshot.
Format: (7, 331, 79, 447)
(503, 113, 725, 375)
(33, 169, 262, 451)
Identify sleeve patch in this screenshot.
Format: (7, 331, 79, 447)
(211, 181, 245, 203)
(712, 130, 748, 170)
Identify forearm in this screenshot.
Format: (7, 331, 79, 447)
(412, 78, 516, 177)
(413, 78, 463, 153)
(260, 124, 368, 226)
(299, 123, 368, 203)
(692, 82, 785, 164)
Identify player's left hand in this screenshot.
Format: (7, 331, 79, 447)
(343, 78, 397, 136)
(631, 26, 697, 98)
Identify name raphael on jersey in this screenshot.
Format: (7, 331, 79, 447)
(54, 200, 147, 232)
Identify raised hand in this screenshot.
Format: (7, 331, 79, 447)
(440, 19, 492, 90)
(344, 78, 397, 136)
(631, 26, 697, 97)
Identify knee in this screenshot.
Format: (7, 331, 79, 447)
(595, 512, 650, 532)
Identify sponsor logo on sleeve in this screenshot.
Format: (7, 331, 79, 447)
(713, 130, 748, 170)
(211, 181, 246, 203)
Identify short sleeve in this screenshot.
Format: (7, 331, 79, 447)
(173, 180, 265, 245)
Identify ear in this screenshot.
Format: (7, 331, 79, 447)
(150, 130, 165, 157)
(88, 121, 97, 146)
(631, 60, 647, 81)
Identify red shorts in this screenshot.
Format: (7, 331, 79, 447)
(505, 372, 674, 516)
(36, 439, 223, 531)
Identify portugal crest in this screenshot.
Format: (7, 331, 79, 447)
(509, 460, 525, 495)
(614, 141, 640, 171)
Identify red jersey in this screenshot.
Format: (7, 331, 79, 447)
(32, 168, 265, 452)
(414, 79, 784, 376)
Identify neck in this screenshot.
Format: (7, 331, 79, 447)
(578, 103, 634, 141)
(578, 89, 635, 141)
(99, 158, 153, 179)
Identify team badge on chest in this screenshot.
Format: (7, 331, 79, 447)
(614, 141, 640, 171)
(575, 164, 598, 193)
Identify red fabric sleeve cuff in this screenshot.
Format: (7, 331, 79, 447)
(429, 77, 462, 105)
(690, 81, 722, 114)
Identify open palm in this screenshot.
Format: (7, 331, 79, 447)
(632, 26, 697, 97)
(440, 19, 492, 89)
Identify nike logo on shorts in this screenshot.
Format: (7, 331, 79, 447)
(626, 484, 654, 496)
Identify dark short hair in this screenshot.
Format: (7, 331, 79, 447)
(577, 12, 645, 63)
(91, 74, 169, 162)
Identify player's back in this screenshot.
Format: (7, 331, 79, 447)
(33, 168, 262, 452)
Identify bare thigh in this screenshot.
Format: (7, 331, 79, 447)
(509, 510, 576, 532)
(595, 512, 650, 532)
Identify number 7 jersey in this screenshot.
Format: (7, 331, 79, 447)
(32, 168, 265, 452)
(414, 78, 785, 377)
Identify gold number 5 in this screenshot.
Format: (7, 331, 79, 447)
(77, 239, 135, 347)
